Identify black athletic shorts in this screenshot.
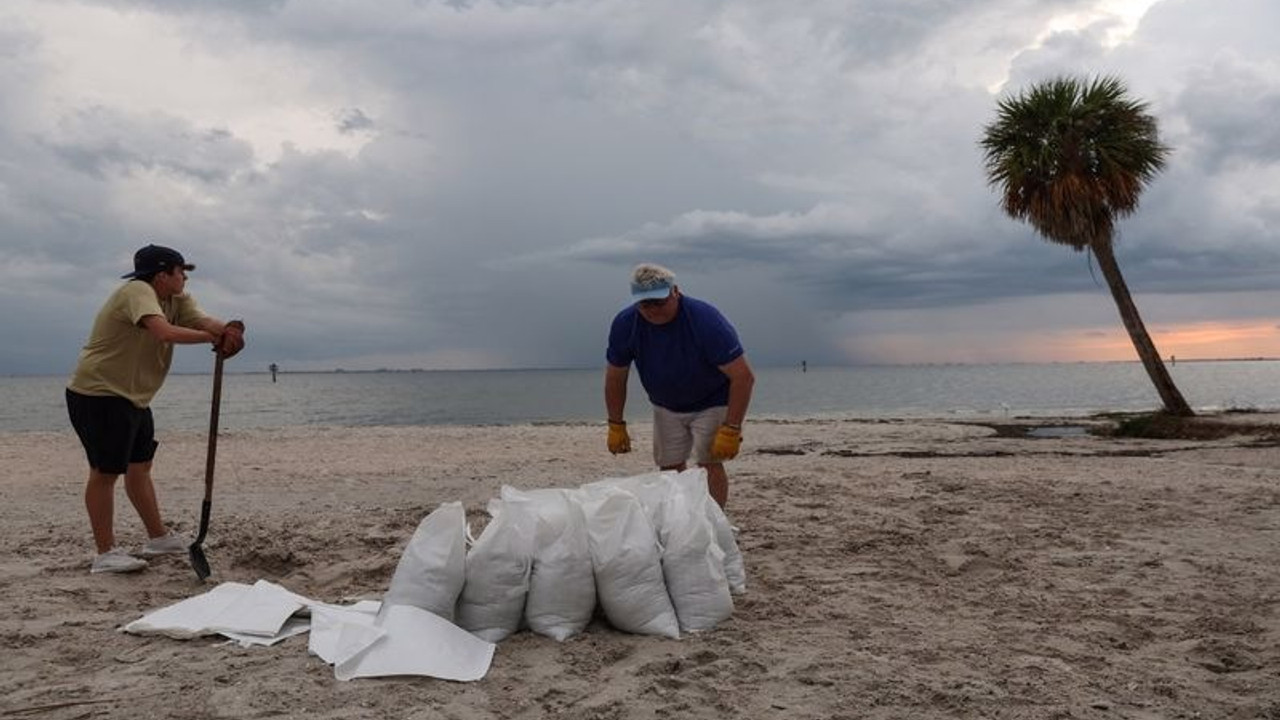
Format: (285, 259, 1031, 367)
(65, 389, 159, 474)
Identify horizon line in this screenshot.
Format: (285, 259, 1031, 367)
(6, 355, 1279, 378)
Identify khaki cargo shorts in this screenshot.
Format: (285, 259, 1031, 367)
(651, 405, 728, 467)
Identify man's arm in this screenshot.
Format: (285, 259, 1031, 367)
(140, 315, 217, 345)
(604, 363, 632, 454)
(718, 355, 755, 428)
(191, 316, 227, 335)
(707, 354, 755, 463)
(604, 363, 630, 423)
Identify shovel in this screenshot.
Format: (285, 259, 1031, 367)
(189, 351, 224, 581)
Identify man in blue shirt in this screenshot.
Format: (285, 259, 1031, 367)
(605, 263, 755, 508)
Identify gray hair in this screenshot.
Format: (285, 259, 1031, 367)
(630, 263, 675, 289)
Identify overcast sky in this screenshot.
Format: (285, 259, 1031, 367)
(3, 0, 1278, 374)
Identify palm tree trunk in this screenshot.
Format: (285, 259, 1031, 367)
(1091, 239, 1194, 416)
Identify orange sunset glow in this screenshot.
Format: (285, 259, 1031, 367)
(1065, 321, 1280, 363)
(850, 320, 1280, 365)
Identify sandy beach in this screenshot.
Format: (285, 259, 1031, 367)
(1, 416, 1278, 719)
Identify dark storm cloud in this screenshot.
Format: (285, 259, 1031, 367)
(336, 108, 375, 134)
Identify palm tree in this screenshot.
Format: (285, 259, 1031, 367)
(980, 75, 1192, 416)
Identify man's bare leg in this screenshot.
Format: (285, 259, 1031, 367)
(700, 462, 728, 508)
(124, 461, 167, 539)
(85, 469, 120, 553)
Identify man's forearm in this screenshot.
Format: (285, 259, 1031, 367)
(193, 317, 227, 335)
(718, 356, 754, 427)
(142, 315, 215, 345)
(604, 366, 629, 422)
(724, 374, 754, 428)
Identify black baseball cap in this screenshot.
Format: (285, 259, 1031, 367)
(121, 244, 196, 279)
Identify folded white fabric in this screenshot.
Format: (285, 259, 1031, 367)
(124, 580, 494, 682)
(207, 580, 306, 637)
(309, 605, 385, 665)
(222, 616, 311, 647)
(123, 582, 253, 639)
(335, 604, 495, 682)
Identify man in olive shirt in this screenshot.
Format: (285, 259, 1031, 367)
(66, 244, 245, 574)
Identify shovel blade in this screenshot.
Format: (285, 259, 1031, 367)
(189, 499, 212, 581)
(189, 543, 211, 581)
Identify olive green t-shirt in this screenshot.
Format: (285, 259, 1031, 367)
(67, 280, 207, 408)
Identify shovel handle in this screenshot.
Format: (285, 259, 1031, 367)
(203, 352, 224, 504)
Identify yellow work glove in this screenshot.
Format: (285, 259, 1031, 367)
(710, 424, 742, 461)
(607, 420, 632, 454)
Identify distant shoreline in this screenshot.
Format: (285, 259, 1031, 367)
(5, 356, 1280, 378)
(175, 356, 1280, 375)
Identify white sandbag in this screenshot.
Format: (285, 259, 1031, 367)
(582, 471, 675, 537)
(382, 501, 467, 622)
(662, 471, 734, 632)
(670, 467, 749, 595)
(707, 499, 747, 595)
(454, 497, 534, 642)
(579, 485, 679, 639)
(501, 486, 595, 641)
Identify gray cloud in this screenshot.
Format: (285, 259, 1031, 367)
(79, 0, 287, 14)
(42, 108, 250, 184)
(1175, 65, 1280, 171)
(3, 0, 1280, 374)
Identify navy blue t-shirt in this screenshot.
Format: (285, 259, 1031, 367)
(606, 296, 744, 412)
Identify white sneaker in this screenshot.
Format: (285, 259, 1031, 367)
(139, 531, 189, 557)
(91, 548, 148, 574)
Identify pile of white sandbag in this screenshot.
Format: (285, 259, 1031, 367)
(381, 468, 746, 642)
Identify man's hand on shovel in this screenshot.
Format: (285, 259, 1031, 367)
(216, 319, 246, 359)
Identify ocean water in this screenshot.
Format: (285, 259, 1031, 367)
(3, 361, 1278, 433)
